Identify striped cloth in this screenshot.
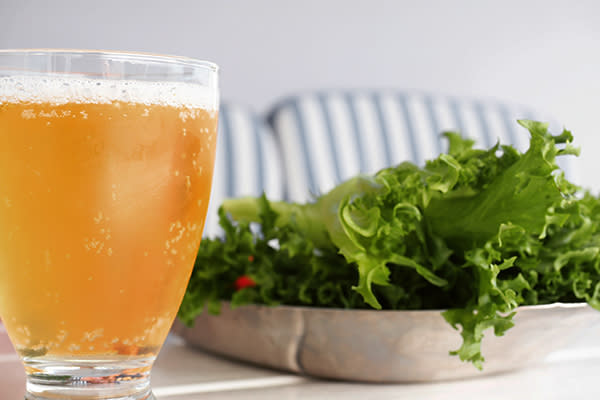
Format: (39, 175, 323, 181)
(203, 104, 283, 237)
(267, 91, 574, 203)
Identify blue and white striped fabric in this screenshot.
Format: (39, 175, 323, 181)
(203, 104, 283, 237)
(267, 91, 574, 203)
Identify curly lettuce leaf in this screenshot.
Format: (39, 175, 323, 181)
(179, 119, 600, 370)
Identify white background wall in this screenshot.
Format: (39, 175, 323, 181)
(1, 0, 599, 189)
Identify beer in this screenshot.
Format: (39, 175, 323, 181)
(0, 76, 217, 360)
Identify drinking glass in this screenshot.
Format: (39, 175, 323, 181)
(0, 49, 219, 399)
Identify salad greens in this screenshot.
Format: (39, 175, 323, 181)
(178, 120, 600, 368)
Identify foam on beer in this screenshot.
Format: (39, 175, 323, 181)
(0, 75, 218, 109)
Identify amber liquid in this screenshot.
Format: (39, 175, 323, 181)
(0, 100, 217, 359)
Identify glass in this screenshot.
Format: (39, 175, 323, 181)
(0, 50, 219, 399)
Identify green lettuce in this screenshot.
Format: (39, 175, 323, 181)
(179, 120, 600, 369)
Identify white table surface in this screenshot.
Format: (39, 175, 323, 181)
(2, 327, 600, 400)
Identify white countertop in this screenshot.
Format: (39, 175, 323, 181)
(2, 329, 600, 400)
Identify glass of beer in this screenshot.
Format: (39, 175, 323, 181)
(0, 50, 218, 399)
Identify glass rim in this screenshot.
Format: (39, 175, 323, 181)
(0, 48, 219, 73)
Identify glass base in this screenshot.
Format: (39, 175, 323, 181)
(23, 356, 155, 399)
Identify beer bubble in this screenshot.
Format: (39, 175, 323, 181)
(1, 76, 217, 110)
(82, 329, 104, 342)
(94, 211, 104, 224)
(21, 109, 36, 119)
(68, 344, 81, 352)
